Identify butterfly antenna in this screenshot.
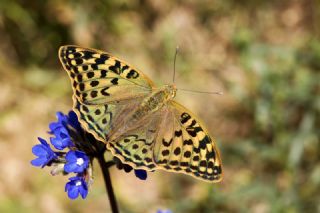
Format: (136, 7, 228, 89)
(178, 88, 223, 95)
(173, 46, 179, 84)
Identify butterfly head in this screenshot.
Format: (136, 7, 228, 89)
(163, 84, 177, 100)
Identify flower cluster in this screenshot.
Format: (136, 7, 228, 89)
(31, 111, 147, 200)
(31, 111, 90, 199)
(157, 210, 172, 213)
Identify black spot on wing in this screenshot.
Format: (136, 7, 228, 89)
(82, 65, 89, 71)
(77, 74, 83, 82)
(87, 72, 94, 78)
(95, 55, 109, 64)
(101, 87, 110, 96)
(206, 151, 216, 160)
(121, 65, 129, 72)
(199, 135, 210, 149)
(91, 64, 98, 70)
(183, 139, 193, 145)
(90, 80, 99, 87)
(73, 52, 82, 58)
(169, 161, 179, 166)
(109, 60, 121, 74)
(111, 78, 119, 85)
(162, 138, 173, 147)
(174, 147, 181, 155)
(100, 70, 107, 78)
(181, 112, 191, 124)
(82, 51, 95, 59)
(75, 58, 83, 65)
(184, 151, 191, 158)
(174, 130, 182, 137)
(162, 150, 170, 156)
(193, 156, 199, 161)
(126, 69, 139, 79)
(90, 90, 98, 98)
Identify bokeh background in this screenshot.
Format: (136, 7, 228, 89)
(0, 0, 319, 212)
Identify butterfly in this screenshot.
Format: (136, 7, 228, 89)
(59, 45, 223, 182)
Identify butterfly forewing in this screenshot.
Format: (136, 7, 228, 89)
(59, 45, 154, 141)
(59, 45, 154, 105)
(74, 97, 145, 141)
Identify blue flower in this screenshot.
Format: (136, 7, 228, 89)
(49, 112, 74, 150)
(64, 150, 89, 173)
(134, 169, 147, 180)
(31, 137, 57, 167)
(49, 112, 68, 133)
(65, 176, 88, 199)
(157, 210, 172, 213)
(50, 132, 73, 150)
(67, 111, 82, 132)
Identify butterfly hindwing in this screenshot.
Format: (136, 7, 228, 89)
(153, 101, 223, 182)
(104, 101, 222, 182)
(106, 111, 162, 170)
(74, 96, 146, 142)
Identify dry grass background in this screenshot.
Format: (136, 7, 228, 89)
(0, 0, 319, 212)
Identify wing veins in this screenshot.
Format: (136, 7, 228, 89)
(77, 83, 151, 94)
(72, 71, 152, 90)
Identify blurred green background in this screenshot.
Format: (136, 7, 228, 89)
(0, 0, 319, 212)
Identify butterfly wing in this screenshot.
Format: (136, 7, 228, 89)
(106, 110, 164, 170)
(59, 45, 154, 141)
(59, 45, 223, 182)
(153, 101, 223, 182)
(106, 100, 223, 182)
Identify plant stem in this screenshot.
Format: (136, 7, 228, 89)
(97, 154, 119, 213)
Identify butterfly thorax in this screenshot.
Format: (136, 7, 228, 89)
(131, 84, 176, 121)
(109, 85, 176, 141)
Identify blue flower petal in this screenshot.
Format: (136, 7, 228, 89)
(31, 157, 47, 167)
(50, 136, 73, 150)
(134, 170, 147, 180)
(64, 162, 79, 173)
(157, 210, 172, 213)
(67, 186, 79, 199)
(31, 138, 57, 167)
(79, 184, 88, 199)
(32, 145, 48, 156)
(56, 111, 68, 125)
(49, 112, 68, 134)
(64, 151, 89, 173)
(65, 176, 88, 200)
(68, 111, 82, 131)
(49, 122, 60, 133)
(65, 151, 78, 161)
(38, 137, 48, 146)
